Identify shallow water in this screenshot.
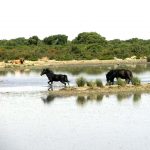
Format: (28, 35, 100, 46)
(1, 64, 150, 150)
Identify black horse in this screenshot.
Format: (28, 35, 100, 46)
(41, 68, 69, 87)
(106, 69, 133, 85)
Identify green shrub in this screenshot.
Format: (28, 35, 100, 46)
(147, 56, 150, 62)
(76, 77, 86, 87)
(70, 45, 81, 53)
(131, 77, 141, 86)
(86, 81, 95, 88)
(95, 79, 103, 87)
(4, 59, 8, 63)
(116, 78, 126, 86)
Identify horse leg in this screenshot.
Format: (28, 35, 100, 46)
(48, 83, 53, 91)
(48, 85, 53, 91)
(111, 79, 114, 85)
(125, 79, 130, 84)
(48, 81, 52, 85)
(61, 81, 66, 87)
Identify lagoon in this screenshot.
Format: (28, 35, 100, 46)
(1, 64, 150, 150)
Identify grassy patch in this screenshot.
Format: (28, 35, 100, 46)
(116, 78, 126, 86)
(95, 79, 103, 87)
(86, 81, 95, 88)
(131, 77, 141, 86)
(76, 77, 86, 87)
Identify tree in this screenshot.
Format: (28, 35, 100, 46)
(28, 36, 39, 45)
(72, 32, 107, 45)
(43, 34, 68, 45)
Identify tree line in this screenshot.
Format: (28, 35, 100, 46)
(0, 32, 150, 61)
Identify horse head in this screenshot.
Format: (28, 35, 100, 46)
(106, 70, 116, 84)
(41, 68, 54, 76)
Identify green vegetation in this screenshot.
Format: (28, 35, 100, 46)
(86, 81, 95, 88)
(147, 56, 150, 62)
(76, 78, 104, 88)
(116, 78, 126, 86)
(76, 77, 87, 87)
(131, 77, 141, 86)
(0, 32, 150, 61)
(95, 79, 103, 87)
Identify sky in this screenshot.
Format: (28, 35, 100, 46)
(0, 0, 150, 40)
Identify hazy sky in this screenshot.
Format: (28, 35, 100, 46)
(0, 0, 150, 40)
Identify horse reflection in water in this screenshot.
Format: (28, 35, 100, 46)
(41, 95, 56, 104)
(41, 68, 69, 90)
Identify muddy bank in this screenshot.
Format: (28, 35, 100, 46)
(49, 84, 150, 96)
(0, 59, 147, 70)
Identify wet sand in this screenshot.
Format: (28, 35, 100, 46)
(0, 59, 147, 69)
(49, 84, 150, 96)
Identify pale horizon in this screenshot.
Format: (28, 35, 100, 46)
(0, 0, 150, 41)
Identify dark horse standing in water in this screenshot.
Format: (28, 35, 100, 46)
(106, 69, 133, 85)
(41, 68, 69, 89)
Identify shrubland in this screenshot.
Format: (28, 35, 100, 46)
(0, 32, 150, 61)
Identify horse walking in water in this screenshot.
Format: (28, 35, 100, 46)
(106, 69, 133, 85)
(41, 68, 69, 89)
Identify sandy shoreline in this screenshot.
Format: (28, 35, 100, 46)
(48, 84, 150, 96)
(0, 59, 147, 69)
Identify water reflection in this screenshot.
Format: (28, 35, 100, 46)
(76, 94, 104, 106)
(1, 63, 150, 76)
(76, 96, 86, 106)
(133, 92, 141, 103)
(41, 95, 56, 104)
(41, 92, 143, 106)
(76, 92, 142, 106)
(116, 93, 132, 101)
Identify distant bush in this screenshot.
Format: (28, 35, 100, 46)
(76, 77, 86, 87)
(43, 34, 68, 45)
(116, 78, 126, 86)
(70, 45, 81, 53)
(131, 77, 141, 86)
(147, 56, 150, 62)
(73, 32, 107, 45)
(95, 79, 103, 87)
(1, 33, 150, 61)
(4, 59, 8, 63)
(28, 36, 39, 45)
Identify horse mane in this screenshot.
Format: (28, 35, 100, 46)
(45, 68, 54, 74)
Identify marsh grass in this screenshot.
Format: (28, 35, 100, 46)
(76, 77, 86, 87)
(86, 81, 95, 88)
(131, 77, 141, 86)
(116, 78, 126, 87)
(95, 79, 103, 87)
(147, 56, 150, 62)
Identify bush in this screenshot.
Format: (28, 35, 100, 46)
(73, 32, 107, 45)
(131, 77, 141, 85)
(76, 77, 86, 87)
(95, 79, 103, 87)
(70, 45, 81, 53)
(43, 34, 68, 45)
(116, 78, 126, 86)
(4, 59, 8, 63)
(147, 56, 150, 62)
(86, 81, 95, 88)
